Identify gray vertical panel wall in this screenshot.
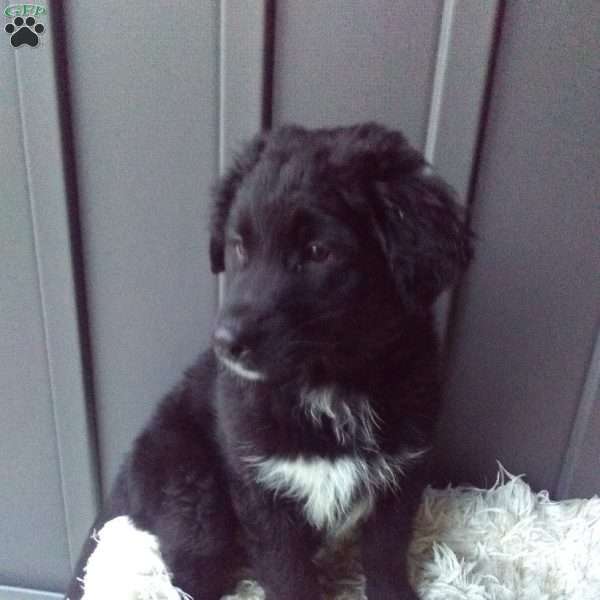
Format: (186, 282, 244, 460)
(1, 42, 71, 592)
(559, 330, 600, 498)
(435, 0, 600, 496)
(63, 2, 221, 491)
(1, 0, 97, 594)
(272, 0, 499, 203)
(272, 0, 442, 148)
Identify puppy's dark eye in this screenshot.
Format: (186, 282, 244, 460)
(305, 242, 330, 263)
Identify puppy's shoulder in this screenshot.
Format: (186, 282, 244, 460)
(146, 349, 218, 430)
(123, 350, 222, 522)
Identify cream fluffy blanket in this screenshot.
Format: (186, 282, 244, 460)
(78, 467, 600, 600)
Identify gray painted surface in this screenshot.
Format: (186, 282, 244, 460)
(1, 54, 69, 592)
(63, 2, 221, 491)
(219, 0, 268, 166)
(1, 1, 96, 591)
(12, 1, 100, 570)
(272, 0, 498, 203)
(272, 0, 442, 149)
(568, 370, 600, 498)
(435, 0, 600, 496)
(424, 0, 499, 201)
(558, 327, 600, 498)
(0, 586, 62, 600)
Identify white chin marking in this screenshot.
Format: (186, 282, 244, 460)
(219, 355, 265, 381)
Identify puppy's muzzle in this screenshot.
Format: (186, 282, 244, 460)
(213, 323, 250, 364)
(213, 319, 266, 381)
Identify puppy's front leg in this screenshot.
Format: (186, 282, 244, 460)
(361, 491, 422, 600)
(233, 488, 323, 600)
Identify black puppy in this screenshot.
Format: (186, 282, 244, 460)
(66, 123, 472, 600)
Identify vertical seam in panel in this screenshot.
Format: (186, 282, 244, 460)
(262, 0, 275, 130)
(218, 0, 226, 176)
(424, 0, 456, 163)
(463, 0, 504, 208)
(13, 52, 73, 566)
(49, 0, 103, 511)
(216, 0, 226, 308)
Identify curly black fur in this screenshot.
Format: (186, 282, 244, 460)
(66, 123, 472, 600)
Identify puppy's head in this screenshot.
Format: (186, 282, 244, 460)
(210, 123, 472, 383)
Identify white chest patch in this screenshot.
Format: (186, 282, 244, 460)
(248, 452, 425, 534)
(251, 456, 366, 532)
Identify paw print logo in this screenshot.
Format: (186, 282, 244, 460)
(5, 16, 45, 48)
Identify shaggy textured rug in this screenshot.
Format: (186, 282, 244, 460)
(78, 466, 600, 600)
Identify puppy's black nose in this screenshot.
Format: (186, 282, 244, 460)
(213, 324, 250, 363)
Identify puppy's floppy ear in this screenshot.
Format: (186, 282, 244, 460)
(375, 171, 473, 308)
(331, 123, 473, 308)
(210, 134, 266, 274)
